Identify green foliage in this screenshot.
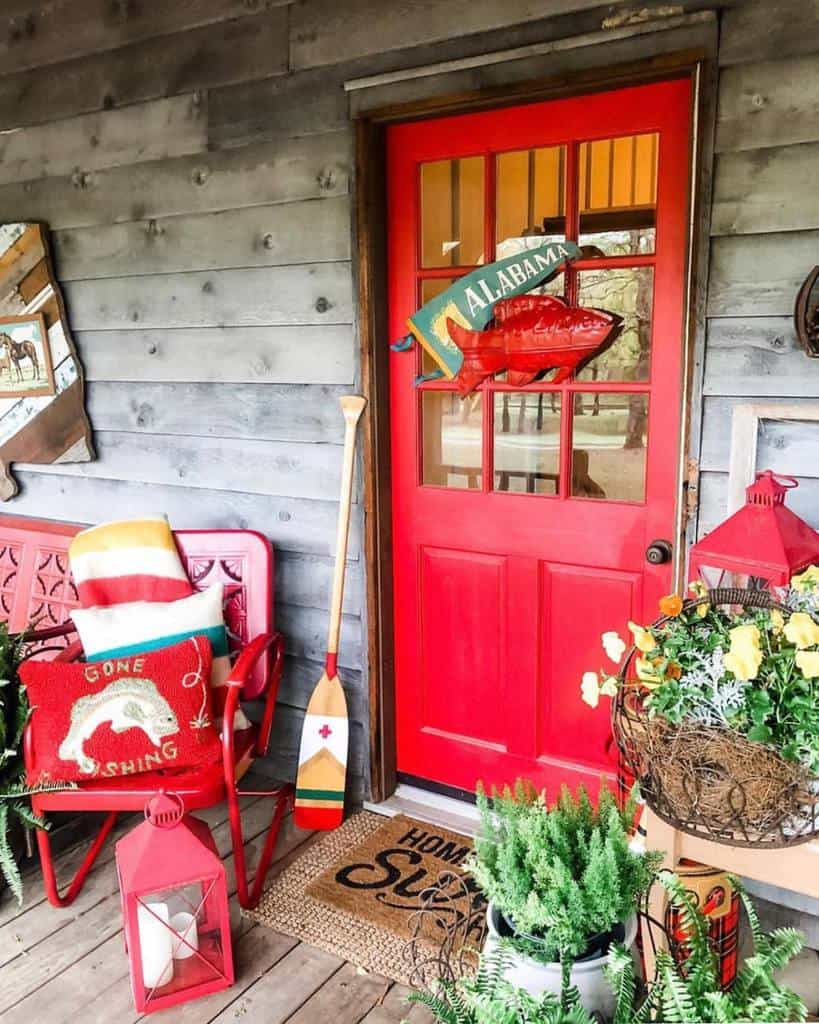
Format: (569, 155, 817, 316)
(0, 624, 50, 904)
(468, 781, 662, 962)
(406, 950, 599, 1024)
(412, 872, 807, 1024)
(601, 873, 807, 1024)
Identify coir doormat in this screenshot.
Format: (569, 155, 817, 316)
(245, 811, 487, 985)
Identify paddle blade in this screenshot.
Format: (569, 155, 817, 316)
(294, 671, 348, 831)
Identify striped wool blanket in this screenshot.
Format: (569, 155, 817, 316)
(68, 517, 193, 607)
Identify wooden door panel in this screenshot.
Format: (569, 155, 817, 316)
(419, 546, 508, 747)
(538, 562, 641, 770)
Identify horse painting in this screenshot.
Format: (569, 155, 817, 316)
(0, 222, 94, 500)
(0, 332, 41, 383)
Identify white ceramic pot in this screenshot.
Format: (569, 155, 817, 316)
(483, 902, 638, 1022)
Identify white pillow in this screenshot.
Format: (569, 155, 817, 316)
(71, 584, 251, 732)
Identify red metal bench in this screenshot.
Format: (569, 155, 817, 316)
(0, 514, 293, 910)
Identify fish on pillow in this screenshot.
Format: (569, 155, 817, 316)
(20, 635, 220, 784)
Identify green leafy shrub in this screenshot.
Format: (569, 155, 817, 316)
(0, 624, 50, 903)
(468, 781, 662, 962)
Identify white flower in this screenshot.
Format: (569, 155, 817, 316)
(602, 631, 626, 664)
(581, 672, 600, 708)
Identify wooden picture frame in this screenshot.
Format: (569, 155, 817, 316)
(0, 312, 56, 399)
(727, 401, 819, 514)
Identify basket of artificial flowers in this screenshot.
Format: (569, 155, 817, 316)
(582, 570, 819, 848)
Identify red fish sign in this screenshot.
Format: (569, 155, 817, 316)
(446, 294, 623, 396)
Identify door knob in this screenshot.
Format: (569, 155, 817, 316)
(645, 539, 673, 565)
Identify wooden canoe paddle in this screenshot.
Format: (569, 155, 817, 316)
(294, 394, 366, 830)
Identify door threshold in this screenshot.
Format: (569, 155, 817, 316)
(364, 783, 479, 838)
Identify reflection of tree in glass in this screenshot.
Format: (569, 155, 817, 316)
(578, 266, 652, 384)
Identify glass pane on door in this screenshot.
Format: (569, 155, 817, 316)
(422, 391, 482, 489)
(576, 267, 654, 382)
(421, 157, 485, 268)
(571, 392, 648, 502)
(579, 133, 658, 256)
(493, 393, 561, 495)
(496, 145, 566, 258)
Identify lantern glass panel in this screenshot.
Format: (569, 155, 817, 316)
(135, 879, 228, 1006)
(695, 564, 772, 592)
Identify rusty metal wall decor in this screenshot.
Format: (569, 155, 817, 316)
(795, 266, 819, 358)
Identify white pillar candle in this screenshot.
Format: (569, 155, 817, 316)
(169, 911, 199, 960)
(137, 901, 174, 989)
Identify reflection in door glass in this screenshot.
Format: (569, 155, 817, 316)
(496, 146, 566, 257)
(576, 267, 653, 382)
(578, 133, 658, 256)
(420, 157, 485, 268)
(493, 393, 560, 495)
(422, 391, 482, 489)
(571, 392, 647, 502)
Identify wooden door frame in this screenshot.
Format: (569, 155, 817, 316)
(356, 47, 719, 803)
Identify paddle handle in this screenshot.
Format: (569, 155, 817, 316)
(326, 395, 366, 669)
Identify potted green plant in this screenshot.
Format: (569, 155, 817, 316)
(467, 780, 661, 1018)
(0, 623, 50, 904)
(408, 873, 807, 1024)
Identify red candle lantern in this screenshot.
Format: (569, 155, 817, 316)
(115, 792, 234, 1014)
(689, 470, 819, 590)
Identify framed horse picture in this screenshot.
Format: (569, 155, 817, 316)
(0, 313, 56, 398)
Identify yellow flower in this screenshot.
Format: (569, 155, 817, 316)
(796, 651, 819, 679)
(628, 621, 657, 654)
(769, 609, 785, 634)
(696, 603, 709, 618)
(689, 580, 708, 599)
(783, 612, 819, 650)
(635, 657, 663, 688)
(602, 631, 626, 664)
(659, 594, 683, 618)
(724, 624, 762, 681)
(581, 672, 600, 708)
(792, 565, 819, 593)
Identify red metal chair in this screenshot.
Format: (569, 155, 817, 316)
(0, 517, 293, 910)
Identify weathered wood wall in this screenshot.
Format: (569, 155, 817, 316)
(0, 0, 816, 795)
(700, 7, 819, 533)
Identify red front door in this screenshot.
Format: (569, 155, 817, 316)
(388, 78, 692, 795)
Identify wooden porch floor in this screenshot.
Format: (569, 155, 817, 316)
(0, 787, 433, 1024)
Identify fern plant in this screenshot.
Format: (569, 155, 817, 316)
(407, 949, 601, 1024)
(602, 873, 807, 1023)
(410, 872, 807, 1024)
(0, 623, 50, 904)
(468, 780, 662, 963)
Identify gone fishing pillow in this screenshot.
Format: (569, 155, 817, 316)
(70, 583, 251, 732)
(20, 635, 220, 784)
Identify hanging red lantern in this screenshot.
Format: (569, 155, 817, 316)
(689, 470, 819, 590)
(115, 792, 234, 1014)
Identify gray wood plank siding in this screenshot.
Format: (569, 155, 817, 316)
(0, 1, 816, 798)
(703, 12, 819, 536)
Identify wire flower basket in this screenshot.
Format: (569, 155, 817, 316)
(612, 588, 819, 848)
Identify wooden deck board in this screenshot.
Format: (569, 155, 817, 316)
(0, 797, 420, 1023)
